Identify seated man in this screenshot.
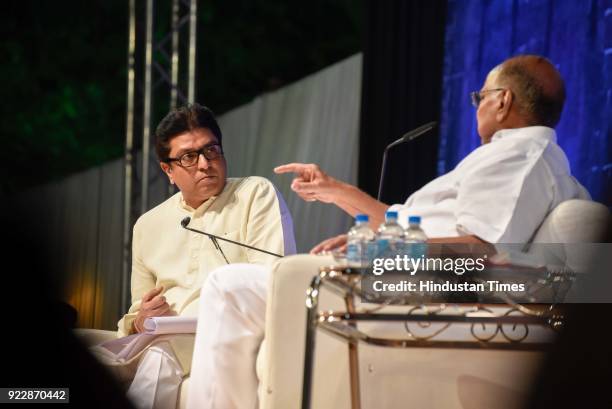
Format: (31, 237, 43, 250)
(277, 54, 590, 248)
(187, 55, 590, 408)
(101, 104, 296, 409)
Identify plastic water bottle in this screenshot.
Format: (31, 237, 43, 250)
(376, 211, 405, 258)
(346, 214, 376, 267)
(404, 216, 427, 260)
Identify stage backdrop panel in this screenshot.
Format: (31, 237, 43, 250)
(218, 53, 362, 252)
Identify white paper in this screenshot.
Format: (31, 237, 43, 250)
(143, 316, 198, 334)
(96, 316, 198, 362)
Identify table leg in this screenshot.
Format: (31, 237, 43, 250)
(346, 293, 361, 409)
(301, 275, 322, 409)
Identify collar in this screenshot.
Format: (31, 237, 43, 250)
(178, 194, 217, 215)
(491, 126, 557, 144)
(177, 180, 228, 217)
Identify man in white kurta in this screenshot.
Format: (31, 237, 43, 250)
(110, 104, 295, 409)
(187, 55, 590, 408)
(386, 125, 590, 242)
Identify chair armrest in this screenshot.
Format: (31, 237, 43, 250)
(259, 254, 350, 409)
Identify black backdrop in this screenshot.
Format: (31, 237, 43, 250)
(359, 0, 447, 206)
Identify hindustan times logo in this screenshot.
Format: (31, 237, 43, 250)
(371, 255, 487, 276)
(371, 280, 526, 292)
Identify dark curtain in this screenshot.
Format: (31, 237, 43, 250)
(359, 0, 447, 206)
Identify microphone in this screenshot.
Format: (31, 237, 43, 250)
(182, 217, 230, 263)
(180, 217, 283, 260)
(377, 121, 437, 201)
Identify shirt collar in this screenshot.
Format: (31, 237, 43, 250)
(177, 183, 226, 217)
(491, 126, 557, 144)
(178, 194, 216, 214)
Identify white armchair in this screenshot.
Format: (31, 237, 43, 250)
(257, 199, 609, 409)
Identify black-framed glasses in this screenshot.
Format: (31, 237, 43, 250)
(470, 88, 505, 108)
(166, 144, 224, 167)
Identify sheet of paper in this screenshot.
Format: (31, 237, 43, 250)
(143, 316, 198, 334)
(96, 316, 197, 362)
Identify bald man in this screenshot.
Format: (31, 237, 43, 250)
(187, 55, 590, 409)
(276, 54, 590, 250)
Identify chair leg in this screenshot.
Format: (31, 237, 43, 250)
(346, 294, 361, 409)
(301, 275, 322, 409)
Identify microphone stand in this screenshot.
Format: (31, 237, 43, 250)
(181, 218, 283, 259)
(376, 121, 437, 201)
(377, 149, 391, 201)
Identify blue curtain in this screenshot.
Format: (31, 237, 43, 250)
(439, 0, 611, 204)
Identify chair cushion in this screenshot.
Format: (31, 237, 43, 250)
(532, 199, 609, 243)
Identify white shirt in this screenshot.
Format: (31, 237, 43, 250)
(389, 126, 590, 243)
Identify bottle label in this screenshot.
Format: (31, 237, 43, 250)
(365, 241, 377, 265)
(406, 242, 427, 259)
(347, 241, 376, 267)
(376, 239, 389, 257)
(347, 243, 361, 267)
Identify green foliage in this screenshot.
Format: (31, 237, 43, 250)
(1, 1, 126, 194)
(1, 0, 363, 194)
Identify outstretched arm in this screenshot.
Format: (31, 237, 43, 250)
(274, 163, 389, 227)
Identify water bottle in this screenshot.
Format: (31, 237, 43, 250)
(376, 211, 405, 258)
(346, 214, 376, 267)
(404, 216, 427, 261)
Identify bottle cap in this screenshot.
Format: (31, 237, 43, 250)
(356, 214, 369, 222)
(385, 211, 398, 220)
(408, 215, 421, 224)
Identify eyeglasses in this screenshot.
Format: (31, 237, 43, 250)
(166, 144, 224, 167)
(470, 88, 505, 108)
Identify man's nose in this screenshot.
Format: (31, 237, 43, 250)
(197, 153, 210, 169)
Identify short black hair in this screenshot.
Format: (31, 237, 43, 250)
(155, 103, 222, 162)
(497, 55, 566, 128)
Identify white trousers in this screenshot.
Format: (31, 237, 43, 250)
(187, 264, 269, 409)
(127, 341, 184, 409)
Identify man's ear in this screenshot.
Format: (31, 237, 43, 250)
(496, 89, 513, 123)
(160, 162, 174, 184)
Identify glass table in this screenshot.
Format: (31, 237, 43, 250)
(300, 265, 568, 409)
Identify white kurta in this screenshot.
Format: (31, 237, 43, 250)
(116, 176, 296, 371)
(389, 126, 590, 243)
